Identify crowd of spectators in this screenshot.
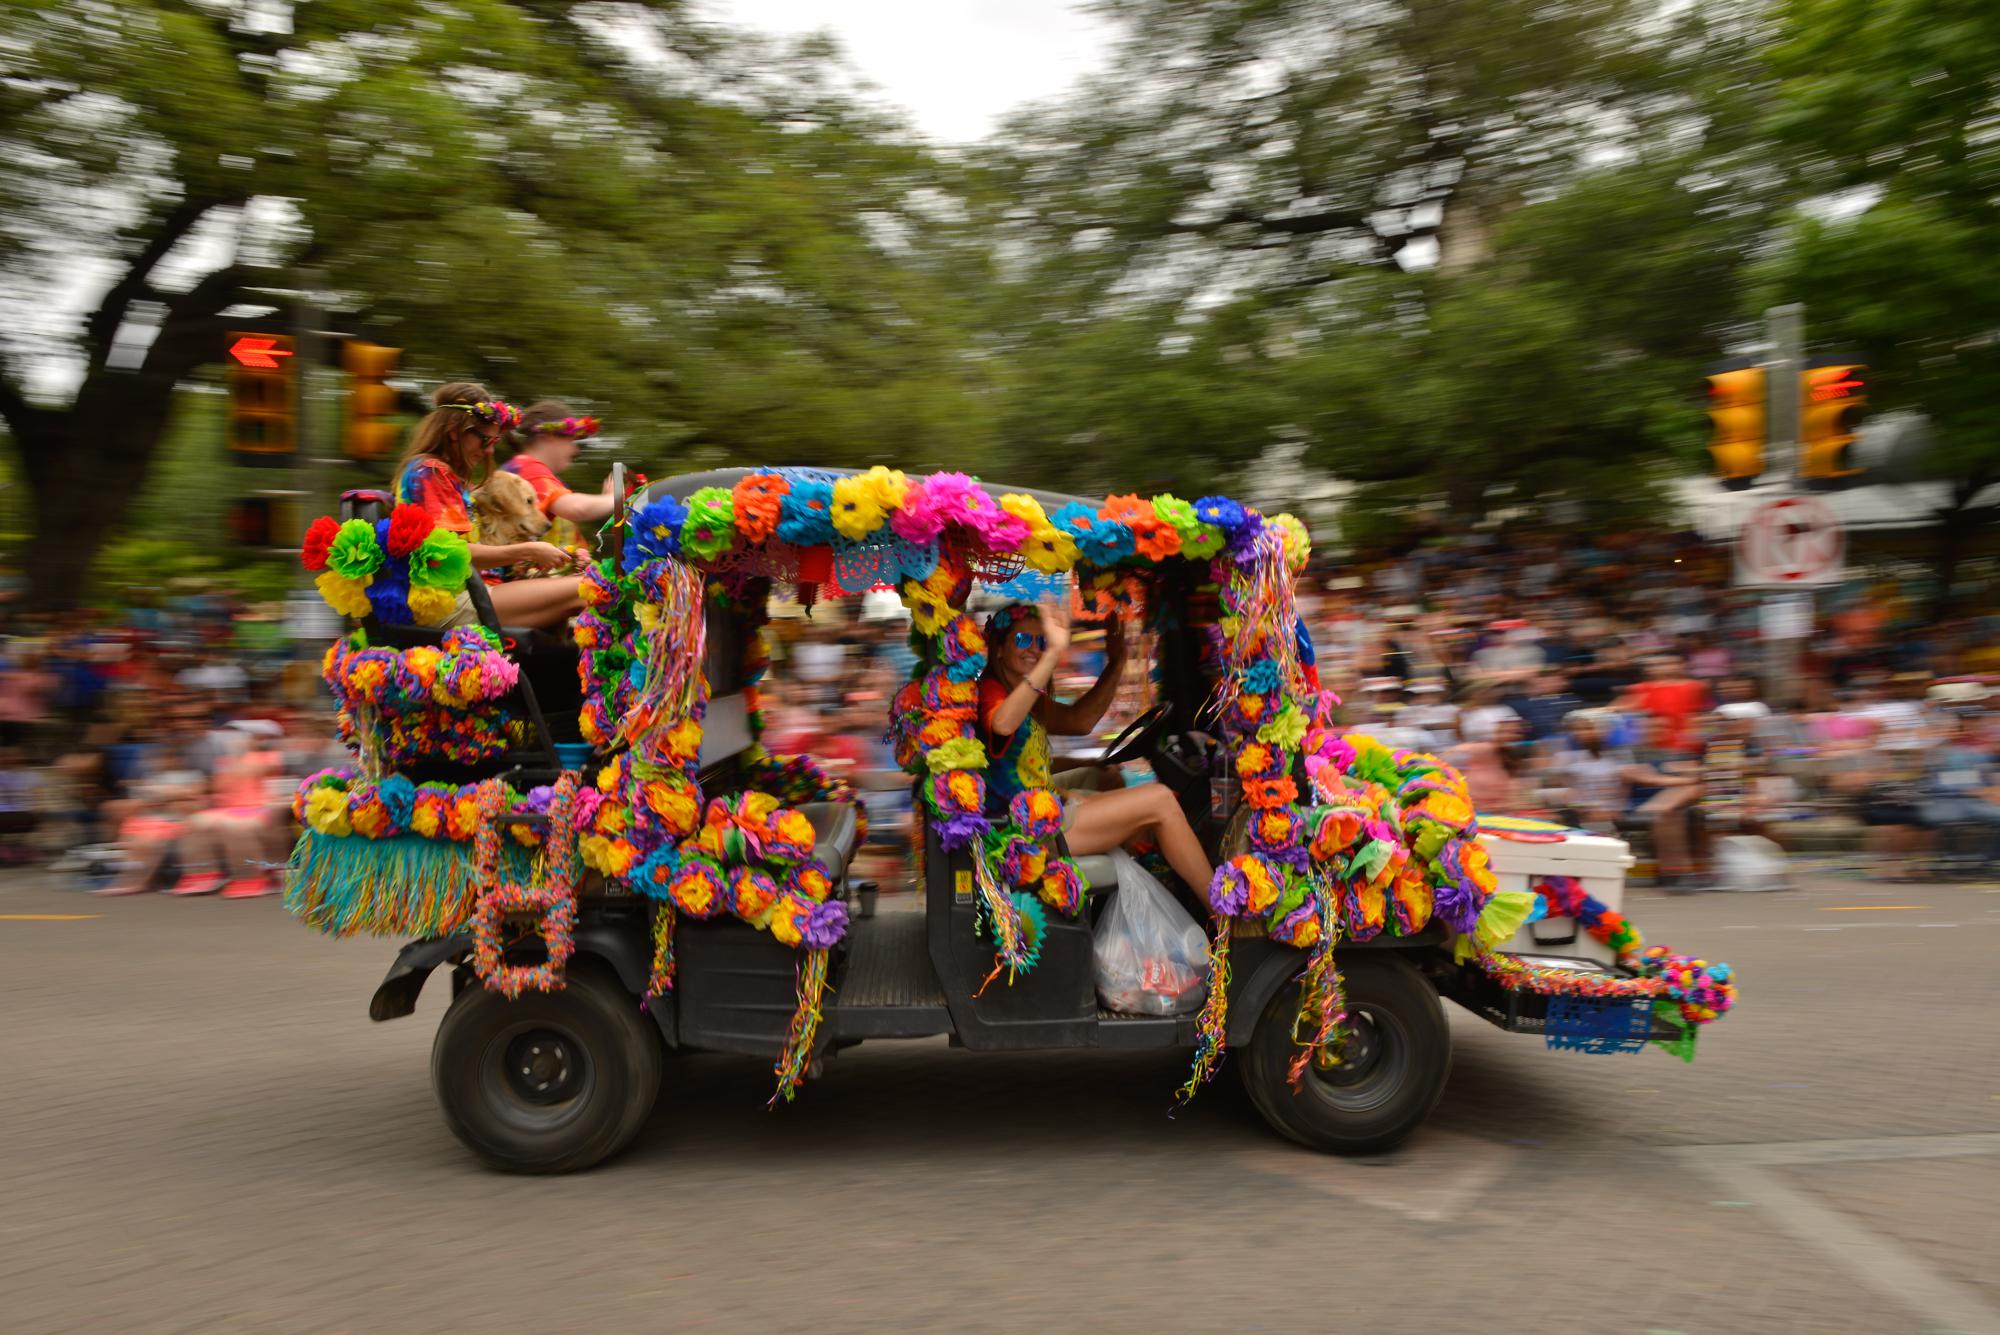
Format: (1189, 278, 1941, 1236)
(0, 523, 1995, 895)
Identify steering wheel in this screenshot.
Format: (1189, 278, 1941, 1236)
(1098, 701, 1175, 768)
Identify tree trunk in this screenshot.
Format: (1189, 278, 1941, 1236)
(16, 364, 182, 611)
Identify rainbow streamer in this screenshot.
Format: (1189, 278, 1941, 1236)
(1176, 919, 1233, 1102)
(770, 947, 830, 1105)
(645, 903, 677, 1002)
(1287, 886, 1348, 1090)
(970, 846, 1036, 992)
(620, 556, 709, 762)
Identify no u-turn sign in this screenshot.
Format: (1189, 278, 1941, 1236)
(1735, 494, 1844, 587)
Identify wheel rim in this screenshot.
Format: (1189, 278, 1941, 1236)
(480, 1022, 597, 1133)
(1302, 1004, 1409, 1114)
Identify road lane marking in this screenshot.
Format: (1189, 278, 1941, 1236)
(0, 913, 100, 921)
(1820, 905, 1926, 911)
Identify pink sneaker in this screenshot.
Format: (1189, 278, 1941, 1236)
(221, 875, 273, 899)
(168, 871, 226, 896)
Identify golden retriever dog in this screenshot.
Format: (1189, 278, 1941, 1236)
(473, 468, 551, 546)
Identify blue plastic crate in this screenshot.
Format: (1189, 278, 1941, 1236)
(1544, 995, 1654, 1055)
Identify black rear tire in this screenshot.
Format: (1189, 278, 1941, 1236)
(432, 961, 662, 1174)
(1239, 952, 1450, 1155)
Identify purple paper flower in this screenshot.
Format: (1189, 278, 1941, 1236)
(935, 809, 991, 849)
(801, 898, 849, 949)
(1209, 861, 1251, 917)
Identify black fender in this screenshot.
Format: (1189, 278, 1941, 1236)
(365, 920, 657, 1023)
(1223, 922, 1446, 1045)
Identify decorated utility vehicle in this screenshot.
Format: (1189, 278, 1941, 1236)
(289, 465, 1736, 1173)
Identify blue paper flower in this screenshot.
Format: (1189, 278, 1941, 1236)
(625, 494, 688, 572)
(377, 774, 416, 830)
(366, 568, 413, 625)
(1079, 518, 1135, 566)
(1241, 659, 1280, 693)
(1193, 495, 1249, 537)
(776, 477, 836, 545)
(1049, 502, 1098, 539)
(945, 653, 986, 683)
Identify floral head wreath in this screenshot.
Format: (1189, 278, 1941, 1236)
(442, 400, 523, 430)
(529, 415, 601, 441)
(984, 603, 1037, 641)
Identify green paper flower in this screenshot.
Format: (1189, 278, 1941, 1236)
(325, 518, 384, 581)
(681, 487, 736, 562)
(1255, 701, 1308, 750)
(1152, 494, 1200, 540)
(925, 736, 989, 773)
(409, 530, 472, 590)
(1180, 523, 1226, 559)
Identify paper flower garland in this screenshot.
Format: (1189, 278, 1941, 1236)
(301, 504, 474, 626)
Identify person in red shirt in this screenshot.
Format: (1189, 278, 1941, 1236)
(502, 400, 618, 550)
(1624, 653, 1711, 753)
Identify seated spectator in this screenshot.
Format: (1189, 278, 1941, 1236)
(1549, 711, 1629, 833)
(1916, 712, 2000, 869)
(1618, 712, 1705, 890)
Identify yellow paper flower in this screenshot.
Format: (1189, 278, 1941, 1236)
(926, 736, 988, 773)
(596, 758, 624, 794)
(305, 787, 352, 837)
(635, 602, 660, 636)
(314, 571, 373, 618)
(1021, 523, 1079, 574)
(1271, 512, 1311, 571)
(1256, 702, 1308, 750)
(410, 802, 441, 839)
(768, 895, 807, 947)
(407, 585, 456, 626)
(859, 465, 909, 512)
(831, 475, 887, 540)
(999, 493, 1048, 529)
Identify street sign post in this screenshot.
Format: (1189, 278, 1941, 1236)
(1735, 493, 1845, 588)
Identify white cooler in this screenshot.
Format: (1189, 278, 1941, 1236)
(1476, 828, 1634, 969)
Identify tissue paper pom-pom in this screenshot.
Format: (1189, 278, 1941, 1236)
(680, 487, 736, 562)
(731, 473, 787, 544)
(1235, 742, 1284, 781)
(929, 769, 984, 814)
(998, 493, 1048, 530)
(625, 494, 687, 568)
(410, 788, 448, 838)
(1269, 898, 1321, 948)
(1243, 776, 1298, 809)
(407, 585, 456, 625)
(630, 844, 682, 900)
(801, 897, 848, 949)
(767, 891, 809, 947)
(669, 855, 727, 919)
(776, 476, 836, 545)
(326, 519, 384, 580)
(301, 516, 340, 572)
(304, 787, 352, 836)
(642, 778, 702, 837)
(1010, 789, 1063, 840)
(1209, 859, 1251, 917)
(581, 834, 638, 877)
(1038, 859, 1084, 915)
(314, 571, 373, 618)
(830, 474, 887, 540)
(1248, 806, 1307, 866)
(786, 863, 834, 903)
(365, 576, 412, 626)
(1256, 703, 1309, 751)
(385, 503, 433, 557)
(410, 531, 473, 590)
(1271, 512, 1311, 570)
(347, 789, 392, 838)
(1238, 854, 1286, 915)
(1309, 807, 1363, 860)
(1079, 517, 1135, 566)
(765, 808, 818, 865)
(377, 775, 416, 830)
(1021, 524, 1079, 574)
(999, 836, 1047, 886)
(728, 866, 781, 921)
(926, 736, 989, 774)
(1192, 495, 1250, 537)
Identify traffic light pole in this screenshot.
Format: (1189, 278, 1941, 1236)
(1762, 302, 1806, 708)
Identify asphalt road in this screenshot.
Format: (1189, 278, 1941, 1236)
(2, 871, 1996, 1335)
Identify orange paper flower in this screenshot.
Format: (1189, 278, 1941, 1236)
(732, 473, 788, 545)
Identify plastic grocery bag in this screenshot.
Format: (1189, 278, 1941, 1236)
(1093, 849, 1209, 1016)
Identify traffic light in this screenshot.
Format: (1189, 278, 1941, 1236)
(1800, 362, 1865, 489)
(227, 332, 296, 466)
(1705, 366, 1765, 490)
(226, 492, 301, 549)
(343, 339, 402, 461)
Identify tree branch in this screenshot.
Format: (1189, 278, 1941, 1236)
(84, 198, 228, 363)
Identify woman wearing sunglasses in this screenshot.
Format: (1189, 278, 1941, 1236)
(980, 599, 1213, 904)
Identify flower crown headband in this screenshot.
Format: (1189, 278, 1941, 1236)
(529, 415, 601, 441)
(441, 400, 523, 429)
(984, 603, 1036, 639)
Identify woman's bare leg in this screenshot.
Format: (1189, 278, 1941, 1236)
(1064, 784, 1212, 905)
(99, 835, 168, 894)
(488, 576, 584, 630)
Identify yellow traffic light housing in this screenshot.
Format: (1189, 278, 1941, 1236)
(343, 340, 403, 461)
(227, 332, 297, 466)
(1800, 363, 1865, 488)
(1706, 367, 1765, 490)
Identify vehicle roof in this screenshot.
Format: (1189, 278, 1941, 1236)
(641, 466, 1096, 517)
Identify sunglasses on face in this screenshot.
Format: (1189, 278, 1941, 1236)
(1011, 630, 1046, 652)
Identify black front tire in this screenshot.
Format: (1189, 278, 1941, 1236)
(1239, 952, 1450, 1155)
(432, 961, 662, 1174)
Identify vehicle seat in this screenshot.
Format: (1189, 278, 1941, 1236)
(797, 801, 859, 881)
(1073, 853, 1119, 896)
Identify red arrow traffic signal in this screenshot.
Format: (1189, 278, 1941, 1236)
(229, 335, 294, 370)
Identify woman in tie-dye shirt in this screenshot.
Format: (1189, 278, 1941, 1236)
(392, 382, 583, 630)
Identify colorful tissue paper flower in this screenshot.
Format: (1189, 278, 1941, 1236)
(776, 477, 836, 545)
(998, 493, 1048, 531)
(1131, 513, 1182, 561)
(1000, 836, 1048, 886)
(1248, 806, 1307, 868)
(1309, 807, 1363, 861)
(681, 487, 736, 562)
(1038, 860, 1084, 915)
(1192, 495, 1250, 538)
(787, 863, 834, 903)
(1243, 775, 1298, 809)
(1009, 789, 1063, 841)
(732, 473, 787, 545)
(300, 516, 340, 572)
(377, 775, 417, 830)
(931, 769, 985, 814)
(1180, 522, 1225, 560)
(625, 494, 687, 568)
(1271, 512, 1312, 570)
(767, 891, 809, 947)
(926, 736, 988, 773)
(1235, 742, 1284, 781)
(1021, 524, 1079, 574)
(729, 866, 781, 921)
(385, 504, 432, 558)
(1257, 703, 1309, 751)
(765, 808, 818, 865)
(410, 531, 473, 590)
(1152, 494, 1199, 539)
(410, 787, 448, 838)
(407, 585, 455, 625)
(304, 786, 352, 837)
(669, 855, 727, 919)
(1241, 660, 1281, 694)
(582, 834, 639, 878)
(892, 471, 980, 544)
(831, 474, 887, 540)
(315, 571, 373, 619)
(1079, 516, 1136, 566)
(326, 518, 384, 580)
(801, 897, 849, 950)
(366, 573, 413, 626)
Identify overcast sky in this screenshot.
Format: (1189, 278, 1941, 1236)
(701, 0, 1117, 143)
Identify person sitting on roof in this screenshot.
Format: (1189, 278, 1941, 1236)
(980, 599, 1212, 904)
